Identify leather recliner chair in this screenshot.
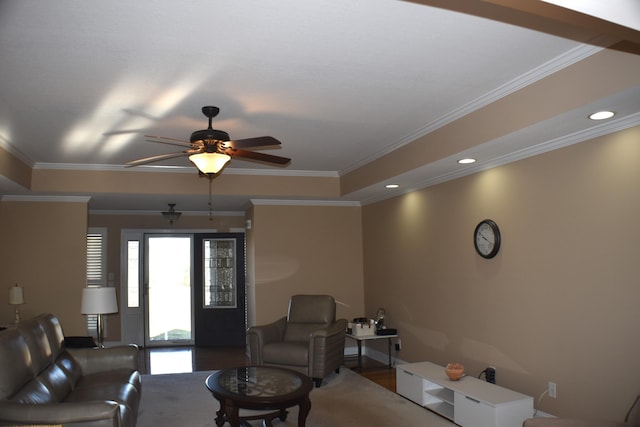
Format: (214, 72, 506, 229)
(247, 294, 348, 387)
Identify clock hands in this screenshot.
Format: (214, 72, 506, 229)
(478, 233, 492, 244)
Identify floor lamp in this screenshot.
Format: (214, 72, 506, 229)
(81, 287, 118, 348)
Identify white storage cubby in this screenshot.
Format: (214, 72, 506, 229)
(396, 361, 533, 427)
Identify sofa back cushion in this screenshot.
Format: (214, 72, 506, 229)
(38, 313, 66, 360)
(9, 376, 57, 404)
(17, 317, 54, 376)
(55, 351, 84, 386)
(0, 329, 35, 399)
(0, 314, 81, 403)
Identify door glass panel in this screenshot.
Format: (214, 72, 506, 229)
(203, 238, 236, 308)
(147, 236, 193, 343)
(127, 240, 140, 308)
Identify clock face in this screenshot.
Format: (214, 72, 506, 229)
(474, 220, 500, 259)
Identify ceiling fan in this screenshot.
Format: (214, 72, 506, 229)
(125, 106, 290, 174)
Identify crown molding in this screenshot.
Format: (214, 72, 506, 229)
(249, 199, 360, 207)
(88, 209, 246, 216)
(0, 136, 35, 167)
(339, 43, 605, 175)
(358, 112, 640, 206)
(1, 195, 91, 203)
(32, 162, 338, 178)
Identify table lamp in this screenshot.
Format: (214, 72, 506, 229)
(9, 284, 25, 324)
(81, 287, 118, 347)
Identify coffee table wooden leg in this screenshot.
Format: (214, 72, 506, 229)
(224, 400, 241, 427)
(214, 397, 226, 427)
(298, 395, 312, 426)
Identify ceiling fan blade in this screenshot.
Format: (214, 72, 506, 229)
(226, 136, 281, 149)
(144, 134, 191, 144)
(226, 148, 291, 165)
(103, 128, 146, 136)
(125, 150, 196, 167)
(145, 138, 194, 149)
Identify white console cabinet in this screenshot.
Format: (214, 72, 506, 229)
(396, 361, 533, 427)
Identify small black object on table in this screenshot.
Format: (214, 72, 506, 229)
(64, 336, 97, 348)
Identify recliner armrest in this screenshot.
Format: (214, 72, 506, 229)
(0, 400, 120, 427)
(247, 317, 287, 364)
(310, 318, 348, 338)
(67, 344, 139, 375)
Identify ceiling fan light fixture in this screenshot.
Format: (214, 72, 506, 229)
(189, 152, 231, 175)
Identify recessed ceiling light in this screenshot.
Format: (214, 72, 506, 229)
(589, 111, 615, 120)
(385, 184, 399, 189)
(457, 158, 476, 164)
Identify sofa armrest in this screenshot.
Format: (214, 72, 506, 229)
(0, 400, 120, 427)
(67, 345, 139, 375)
(247, 317, 287, 364)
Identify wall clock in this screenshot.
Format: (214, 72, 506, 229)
(474, 219, 501, 259)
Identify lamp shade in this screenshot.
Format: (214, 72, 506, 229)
(189, 152, 231, 174)
(9, 285, 24, 305)
(81, 287, 118, 314)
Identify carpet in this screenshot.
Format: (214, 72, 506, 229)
(137, 368, 456, 427)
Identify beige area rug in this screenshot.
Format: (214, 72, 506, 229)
(137, 368, 456, 427)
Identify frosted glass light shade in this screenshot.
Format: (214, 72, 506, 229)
(189, 152, 231, 174)
(81, 287, 118, 314)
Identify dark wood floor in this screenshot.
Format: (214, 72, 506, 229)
(140, 346, 396, 392)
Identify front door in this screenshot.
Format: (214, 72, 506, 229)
(193, 233, 246, 347)
(145, 234, 194, 346)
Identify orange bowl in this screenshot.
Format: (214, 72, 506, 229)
(445, 363, 465, 381)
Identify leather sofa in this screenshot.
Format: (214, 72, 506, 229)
(0, 313, 141, 427)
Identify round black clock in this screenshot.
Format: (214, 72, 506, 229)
(474, 219, 501, 259)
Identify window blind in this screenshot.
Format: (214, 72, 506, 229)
(86, 228, 107, 334)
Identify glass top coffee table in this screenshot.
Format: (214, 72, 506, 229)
(205, 366, 313, 427)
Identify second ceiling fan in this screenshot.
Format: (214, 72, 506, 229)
(126, 106, 290, 174)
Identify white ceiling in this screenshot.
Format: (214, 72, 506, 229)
(0, 0, 639, 212)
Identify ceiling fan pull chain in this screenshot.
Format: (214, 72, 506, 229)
(208, 175, 214, 221)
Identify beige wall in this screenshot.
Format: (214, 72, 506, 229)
(362, 125, 640, 419)
(0, 199, 88, 334)
(250, 204, 365, 325)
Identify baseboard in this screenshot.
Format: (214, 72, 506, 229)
(357, 345, 406, 367)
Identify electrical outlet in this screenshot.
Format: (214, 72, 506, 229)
(485, 366, 496, 384)
(395, 338, 401, 351)
(548, 382, 557, 398)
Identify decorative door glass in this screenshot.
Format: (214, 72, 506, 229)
(203, 238, 236, 308)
